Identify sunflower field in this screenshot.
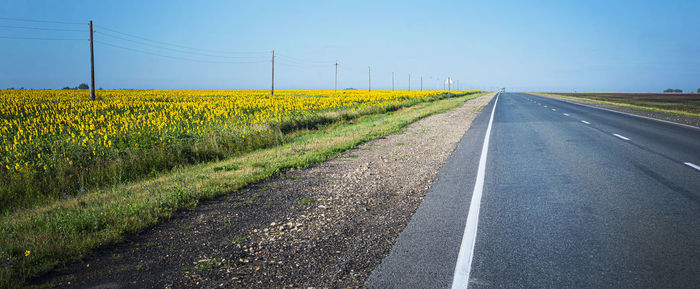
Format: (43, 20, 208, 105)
(0, 89, 474, 212)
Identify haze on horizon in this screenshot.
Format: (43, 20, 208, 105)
(1, 0, 698, 93)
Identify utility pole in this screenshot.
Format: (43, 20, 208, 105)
(408, 74, 411, 91)
(368, 66, 371, 93)
(271, 50, 275, 96)
(89, 20, 95, 100)
(334, 61, 338, 92)
(392, 72, 394, 91)
(420, 76, 423, 91)
(448, 77, 451, 92)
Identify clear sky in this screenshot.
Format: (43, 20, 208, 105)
(1, 0, 698, 92)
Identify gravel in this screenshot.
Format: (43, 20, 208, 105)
(35, 93, 495, 289)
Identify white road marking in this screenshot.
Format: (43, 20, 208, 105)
(451, 92, 499, 289)
(581, 120, 590, 124)
(563, 113, 570, 116)
(530, 94, 700, 131)
(552, 109, 556, 111)
(613, 133, 630, 141)
(544, 105, 548, 107)
(684, 162, 700, 171)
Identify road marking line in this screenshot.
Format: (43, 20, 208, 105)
(581, 120, 590, 124)
(552, 109, 556, 111)
(451, 92, 499, 289)
(563, 113, 569, 116)
(613, 133, 630, 141)
(684, 162, 700, 171)
(528, 93, 700, 131)
(544, 105, 548, 107)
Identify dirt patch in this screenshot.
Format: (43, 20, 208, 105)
(34, 93, 495, 289)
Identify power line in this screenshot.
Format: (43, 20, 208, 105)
(0, 17, 83, 25)
(275, 53, 334, 64)
(94, 24, 268, 55)
(94, 31, 268, 59)
(275, 56, 332, 68)
(0, 25, 87, 32)
(275, 60, 328, 70)
(95, 40, 269, 64)
(0, 36, 86, 41)
(275, 61, 329, 71)
(274, 54, 334, 68)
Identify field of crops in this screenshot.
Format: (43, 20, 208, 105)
(0, 89, 471, 212)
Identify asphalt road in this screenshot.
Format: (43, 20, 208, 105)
(366, 92, 700, 288)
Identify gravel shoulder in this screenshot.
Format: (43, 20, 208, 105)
(35, 93, 495, 289)
(530, 93, 700, 127)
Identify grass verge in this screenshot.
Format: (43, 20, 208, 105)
(533, 92, 700, 118)
(0, 92, 487, 288)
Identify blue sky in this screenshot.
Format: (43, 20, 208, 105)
(1, 0, 698, 92)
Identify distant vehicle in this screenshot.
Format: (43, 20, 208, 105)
(500, 88, 505, 92)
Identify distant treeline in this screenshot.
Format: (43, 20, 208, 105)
(663, 88, 700, 93)
(4, 84, 105, 90)
(664, 88, 682, 93)
(62, 83, 90, 90)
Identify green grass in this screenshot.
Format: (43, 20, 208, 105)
(212, 164, 240, 172)
(0, 91, 485, 288)
(298, 199, 315, 206)
(232, 236, 246, 244)
(534, 92, 700, 118)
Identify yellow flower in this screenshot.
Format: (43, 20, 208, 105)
(25, 250, 30, 257)
(0, 88, 477, 197)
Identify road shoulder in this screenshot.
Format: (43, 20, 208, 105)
(365, 93, 497, 289)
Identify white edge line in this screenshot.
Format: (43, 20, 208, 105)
(451, 92, 499, 289)
(529, 94, 700, 131)
(581, 120, 590, 124)
(613, 133, 630, 141)
(684, 162, 700, 171)
(563, 113, 570, 116)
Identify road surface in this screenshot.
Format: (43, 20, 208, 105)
(366, 92, 700, 288)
